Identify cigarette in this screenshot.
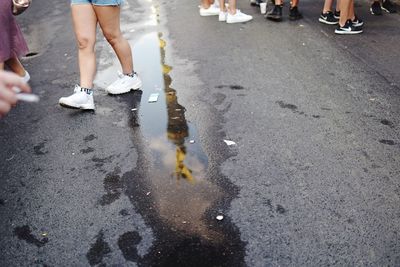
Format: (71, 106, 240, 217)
(16, 93, 40, 103)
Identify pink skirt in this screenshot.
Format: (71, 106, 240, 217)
(0, 0, 29, 62)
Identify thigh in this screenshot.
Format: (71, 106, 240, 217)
(71, 4, 98, 42)
(93, 5, 121, 37)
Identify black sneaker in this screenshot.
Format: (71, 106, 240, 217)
(319, 11, 339, 24)
(352, 15, 363, 27)
(335, 19, 363, 34)
(266, 4, 283, 21)
(250, 0, 263, 6)
(289, 6, 303, 20)
(370, 1, 383, 15)
(334, 10, 340, 19)
(382, 0, 397, 13)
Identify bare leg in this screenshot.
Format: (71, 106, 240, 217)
(228, 0, 236, 14)
(336, 0, 341, 11)
(201, 0, 213, 8)
(349, 0, 355, 19)
(5, 57, 26, 76)
(0, 63, 4, 70)
(275, 0, 283, 5)
(219, 0, 225, 11)
(291, 0, 299, 7)
(94, 5, 133, 75)
(339, 0, 352, 26)
(71, 4, 97, 89)
(323, 0, 334, 12)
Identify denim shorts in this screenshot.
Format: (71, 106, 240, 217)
(71, 0, 123, 6)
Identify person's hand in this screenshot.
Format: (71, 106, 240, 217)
(0, 70, 31, 117)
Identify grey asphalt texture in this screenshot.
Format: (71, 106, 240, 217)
(1, 0, 400, 266)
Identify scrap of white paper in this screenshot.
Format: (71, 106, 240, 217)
(223, 140, 236, 146)
(148, 93, 159, 103)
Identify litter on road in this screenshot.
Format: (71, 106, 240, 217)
(148, 93, 159, 103)
(223, 140, 236, 146)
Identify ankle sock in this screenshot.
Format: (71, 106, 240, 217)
(124, 71, 137, 78)
(80, 87, 93, 95)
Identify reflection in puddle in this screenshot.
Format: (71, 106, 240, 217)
(125, 32, 245, 266)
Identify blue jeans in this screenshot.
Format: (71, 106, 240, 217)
(70, 0, 123, 5)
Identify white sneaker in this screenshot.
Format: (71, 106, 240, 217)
(226, 9, 253, 23)
(219, 11, 227, 21)
(106, 72, 142, 95)
(199, 5, 220, 16)
(22, 71, 30, 83)
(212, 1, 219, 8)
(59, 85, 95, 110)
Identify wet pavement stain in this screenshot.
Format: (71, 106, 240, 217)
(216, 85, 245, 90)
(118, 231, 142, 262)
(116, 32, 246, 266)
(276, 205, 286, 214)
(13, 225, 49, 248)
(86, 231, 111, 266)
(276, 100, 298, 111)
(381, 119, 394, 128)
(84, 134, 97, 142)
(379, 139, 396, 145)
(99, 167, 123, 206)
(92, 155, 114, 168)
(81, 147, 95, 154)
(33, 142, 48, 155)
(119, 209, 130, 216)
(0, 199, 5, 206)
(276, 101, 319, 118)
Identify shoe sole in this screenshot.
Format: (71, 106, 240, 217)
(107, 87, 141, 95)
(318, 18, 338, 25)
(200, 12, 220, 16)
(59, 102, 95, 110)
(334, 29, 363, 34)
(226, 18, 253, 23)
(266, 16, 282, 21)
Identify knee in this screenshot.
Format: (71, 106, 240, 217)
(103, 31, 122, 47)
(76, 35, 95, 51)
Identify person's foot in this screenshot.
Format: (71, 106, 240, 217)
(334, 10, 340, 19)
(289, 6, 302, 20)
(266, 4, 283, 21)
(212, 1, 220, 8)
(199, 5, 220, 16)
(59, 85, 95, 110)
(319, 11, 338, 24)
(219, 11, 227, 21)
(352, 15, 364, 27)
(226, 9, 253, 23)
(335, 19, 363, 34)
(382, 0, 397, 13)
(370, 1, 383, 15)
(250, 0, 263, 6)
(106, 72, 142, 95)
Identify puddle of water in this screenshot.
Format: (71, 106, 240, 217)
(122, 32, 245, 265)
(92, 3, 245, 264)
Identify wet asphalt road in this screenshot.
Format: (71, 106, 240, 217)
(1, 0, 400, 266)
